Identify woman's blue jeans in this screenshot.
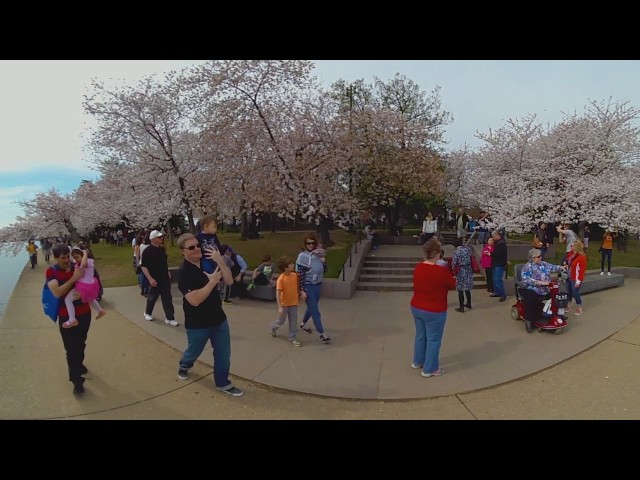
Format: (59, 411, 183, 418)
(180, 320, 231, 389)
(567, 279, 583, 307)
(302, 283, 324, 334)
(411, 306, 447, 374)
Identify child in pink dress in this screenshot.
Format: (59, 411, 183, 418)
(481, 237, 495, 294)
(63, 247, 107, 328)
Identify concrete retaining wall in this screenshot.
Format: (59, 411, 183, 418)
(169, 239, 373, 300)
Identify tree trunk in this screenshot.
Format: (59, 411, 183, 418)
(65, 220, 81, 244)
(166, 223, 174, 247)
(240, 216, 249, 239)
(316, 215, 334, 247)
(186, 210, 195, 235)
(386, 204, 401, 236)
(577, 221, 585, 241)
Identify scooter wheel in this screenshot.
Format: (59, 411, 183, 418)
(525, 320, 533, 333)
(554, 328, 563, 335)
(510, 306, 520, 321)
(538, 328, 543, 333)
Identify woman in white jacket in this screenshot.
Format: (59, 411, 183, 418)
(420, 212, 438, 245)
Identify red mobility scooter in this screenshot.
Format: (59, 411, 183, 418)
(511, 264, 569, 334)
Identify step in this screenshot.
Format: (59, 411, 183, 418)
(356, 282, 414, 292)
(361, 267, 415, 275)
(364, 256, 424, 262)
(359, 274, 413, 283)
(363, 261, 421, 268)
(356, 280, 488, 292)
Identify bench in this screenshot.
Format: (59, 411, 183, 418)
(511, 264, 624, 297)
(579, 271, 624, 293)
(242, 275, 277, 301)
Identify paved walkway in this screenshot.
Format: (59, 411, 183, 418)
(2, 245, 640, 419)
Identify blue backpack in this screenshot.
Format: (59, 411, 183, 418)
(42, 265, 62, 322)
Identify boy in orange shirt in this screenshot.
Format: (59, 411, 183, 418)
(269, 256, 307, 347)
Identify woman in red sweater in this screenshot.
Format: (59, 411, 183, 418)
(567, 239, 587, 315)
(410, 237, 456, 378)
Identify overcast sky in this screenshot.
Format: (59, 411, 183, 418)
(1, 60, 639, 228)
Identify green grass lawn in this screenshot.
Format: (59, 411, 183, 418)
(91, 230, 357, 288)
(507, 233, 640, 275)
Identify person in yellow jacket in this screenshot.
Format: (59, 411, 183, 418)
(26, 240, 38, 269)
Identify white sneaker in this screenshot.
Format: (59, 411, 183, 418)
(165, 319, 179, 327)
(600, 272, 604, 276)
(144, 313, 153, 321)
(607, 272, 612, 276)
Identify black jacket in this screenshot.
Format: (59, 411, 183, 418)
(491, 238, 508, 267)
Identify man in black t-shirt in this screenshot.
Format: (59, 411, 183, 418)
(141, 230, 178, 326)
(175, 233, 244, 397)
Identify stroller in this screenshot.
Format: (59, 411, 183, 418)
(511, 264, 569, 334)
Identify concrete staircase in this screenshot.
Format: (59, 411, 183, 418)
(357, 251, 487, 292)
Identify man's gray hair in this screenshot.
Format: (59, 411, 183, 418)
(177, 233, 196, 249)
(529, 248, 542, 261)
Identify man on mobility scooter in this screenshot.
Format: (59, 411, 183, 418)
(511, 248, 569, 334)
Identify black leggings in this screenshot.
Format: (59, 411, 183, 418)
(600, 248, 612, 272)
(458, 290, 471, 307)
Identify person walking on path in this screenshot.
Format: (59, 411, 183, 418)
(490, 230, 508, 302)
(141, 230, 178, 326)
(269, 256, 306, 346)
(62, 247, 106, 328)
(410, 237, 456, 378)
(26, 240, 38, 269)
(42, 238, 53, 264)
(176, 233, 243, 397)
(451, 239, 474, 313)
(296, 233, 331, 344)
(46, 243, 92, 395)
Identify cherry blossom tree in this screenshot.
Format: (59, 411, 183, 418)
(331, 74, 453, 233)
(463, 100, 640, 233)
(190, 60, 357, 241)
(0, 189, 84, 255)
(83, 71, 206, 233)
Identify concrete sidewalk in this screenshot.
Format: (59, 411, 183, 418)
(2, 247, 640, 419)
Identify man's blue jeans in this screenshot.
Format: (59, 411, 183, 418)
(180, 321, 231, 389)
(493, 266, 506, 298)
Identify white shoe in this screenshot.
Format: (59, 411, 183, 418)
(144, 313, 153, 321)
(607, 272, 612, 276)
(600, 272, 604, 276)
(165, 319, 179, 327)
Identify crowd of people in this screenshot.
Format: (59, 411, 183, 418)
(30, 210, 629, 396)
(36, 216, 338, 397)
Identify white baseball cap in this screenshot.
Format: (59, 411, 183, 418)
(149, 230, 164, 240)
